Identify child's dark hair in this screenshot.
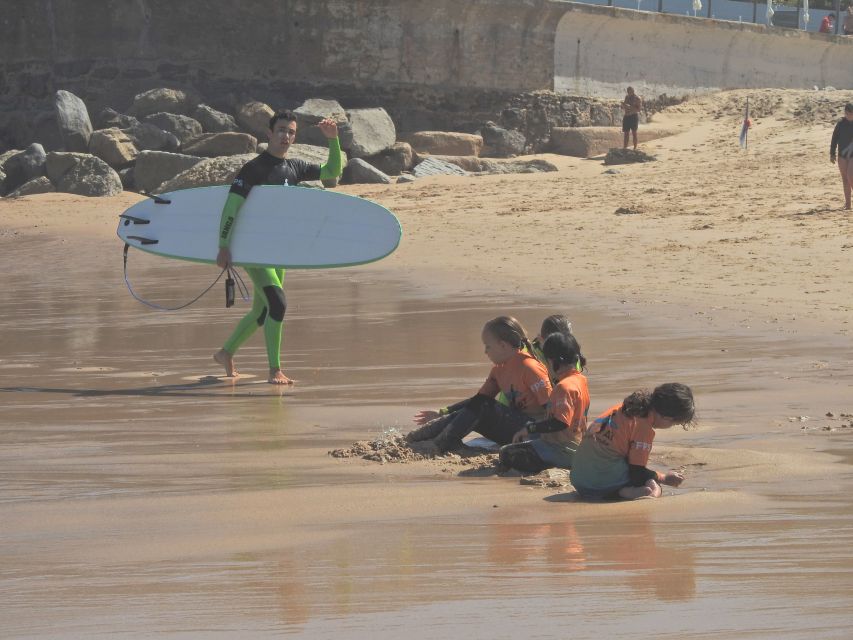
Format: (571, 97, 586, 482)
(621, 383, 695, 426)
(540, 314, 573, 339)
(542, 332, 586, 372)
(269, 110, 297, 130)
(483, 316, 534, 355)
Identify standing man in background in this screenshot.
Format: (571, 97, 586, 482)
(621, 87, 643, 151)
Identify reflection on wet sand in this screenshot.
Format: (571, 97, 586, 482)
(2, 240, 853, 638)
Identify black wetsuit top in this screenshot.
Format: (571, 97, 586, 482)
(830, 118, 853, 159)
(229, 151, 321, 198)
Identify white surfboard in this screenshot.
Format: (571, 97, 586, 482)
(117, 185, 401, 269)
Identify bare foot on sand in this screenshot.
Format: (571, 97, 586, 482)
(619, 479, 663, 500)
(213, 349, 237, 377)
(269, 368, 294, 385)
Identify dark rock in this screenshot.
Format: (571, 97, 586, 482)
(294, 98, 351, 148)
(480, 122, 526, 157)
(128, 88, 197, 118)
(235, 100, 274, 140)
(194, 104, 238, 133)
(134, 150, 204, 194)
(156, 154, 255, 192)
(46, 152, 123, 196)
(347, 107, 396, 158)
(144, 112, 203, 145)
(54, 90, 93, 152)
(182, 132, 257, 157)
(119, 166, 135, 191)
(603, 148, 656, 165)
(364, 142, 413, 176)
(412, 156, 468, 178)
(7, 176, 55, 197)
(3, 143, 47, 193)
(97, 108, 140, 130)
(341, 158, 392, 185)
(122, 122, 180, 152)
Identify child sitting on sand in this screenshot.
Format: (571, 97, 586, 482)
(498, 332, 590, 474)
(530, 314, 574, 362)
(408, 316, 552, 455)
(569, 383, 694, 500)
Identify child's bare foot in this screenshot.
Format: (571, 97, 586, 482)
(618, 479, 662, 500)
(268, 368, 294, 385)
(213, 349, 237, 377)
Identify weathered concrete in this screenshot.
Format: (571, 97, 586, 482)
(554, 4, 853, 99)
(550, 124, 678, 157)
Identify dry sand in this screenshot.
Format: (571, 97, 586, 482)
(3, 88, 853, 638)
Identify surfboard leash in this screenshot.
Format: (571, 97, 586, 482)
(122, 243, 250, 311)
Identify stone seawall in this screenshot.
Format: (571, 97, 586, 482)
(0, 0, 565, 146)
(2, 0, 852, 150)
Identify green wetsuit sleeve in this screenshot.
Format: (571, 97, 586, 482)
(319, 137, 343, 181)
(218, 192, 246, 248)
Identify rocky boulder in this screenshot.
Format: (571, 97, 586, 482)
(54, 90, 93, 153)
(97, 107, 140, 130)
(128, 88, 197, 118)
(182, 132, 257, 157)
(604, 148, 657, 165)
(412, 156, 468, 178)
(3, 144, 47, 193)
(347, 107, 396, 158)
(7, 176, 55, 197)
(194, 104, 238, 133)
(294, 98, 352, 148)
(407, 131, 483, 157)
(551, 126, 675, 158)
(143, 113, 203, 145)
(89, 128, 139, 168)
(122, 123, 180, 152)
(480, 122, 526, 157)
(46, 152, 123, 196)
(0, 168, 5, 195)
(236, 101, 274, 140)
(134, 150, 203, 194)
(364, 142, 413, 176)
(341, 158, 392, 185)
(156, 154, 255, 192)
(288, 143, 347, 167)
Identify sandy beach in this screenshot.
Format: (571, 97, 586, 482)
(2, 88, 853, 638)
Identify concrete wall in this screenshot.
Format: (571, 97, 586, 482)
(2, 0, 853, 148)
(555, 4, 853, 99)
(0, 0, 565, 107)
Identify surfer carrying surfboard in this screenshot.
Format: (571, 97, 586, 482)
(214, 110, 343, 384)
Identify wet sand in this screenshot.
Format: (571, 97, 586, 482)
(3, 89, 853, 638)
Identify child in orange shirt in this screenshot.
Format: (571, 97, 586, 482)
(498, 332, 590, 473)
(570, 383, 695, 500)
(530, 314, 573, 363)
(408, 316, 552, 454)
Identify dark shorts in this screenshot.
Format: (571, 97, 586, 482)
(622, 113, 639, 133)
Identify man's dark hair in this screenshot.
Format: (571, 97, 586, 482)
(845, 103, 853, 114)
(269, 110, 297, 130)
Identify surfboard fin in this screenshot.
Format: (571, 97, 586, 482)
(141, 191, 172, 205)
(119, 214, 150, 225)
(126, 235, 159, 245)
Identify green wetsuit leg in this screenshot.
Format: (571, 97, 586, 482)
(222, 267, 287, 369)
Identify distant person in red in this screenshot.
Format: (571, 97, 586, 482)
(819, 14, 835, 33)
